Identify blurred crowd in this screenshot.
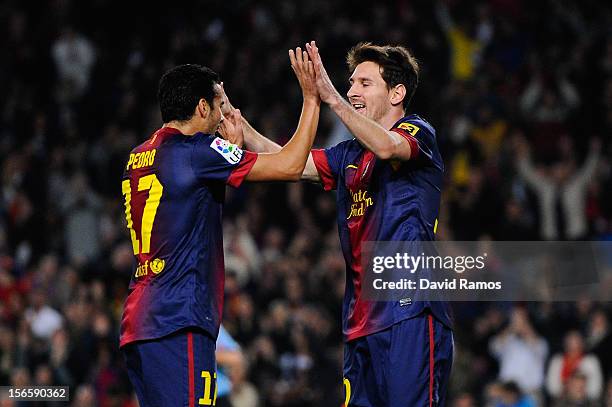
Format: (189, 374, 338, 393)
(1, 0, 612, 406)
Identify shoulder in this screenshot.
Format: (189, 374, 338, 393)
(129, 139, 151, 154)
(580, 354, 602, 368)
(191, 133, 233, 152)
(393, 114, 436, 137)
(322, 138, 360, 159)
(190, 132, 217, 145)
(330, 138, 357, 149)
(331, 138, 362, 153)
(194, 134, 246, 165)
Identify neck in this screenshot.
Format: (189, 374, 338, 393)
(378, 109, 406, 130)
(163, 120, 205, 136)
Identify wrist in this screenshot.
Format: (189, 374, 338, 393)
(326, 92, 344, 109)
(303, 96, 321, 106)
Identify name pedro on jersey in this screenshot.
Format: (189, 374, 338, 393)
(126, 149, 157, 170)
(373, 278, 502, 290)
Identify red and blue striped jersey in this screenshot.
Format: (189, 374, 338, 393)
(312, 114, 451, 341)
(119, 127, 257, 347)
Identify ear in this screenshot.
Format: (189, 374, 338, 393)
(196, 98, 210, 119)
(390, 84, 406, 107)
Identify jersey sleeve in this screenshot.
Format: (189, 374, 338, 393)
(390, 119, 436, 164)
(192, 136, 258, 188)
(311, 141, 348, 191)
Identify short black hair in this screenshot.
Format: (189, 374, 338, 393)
(347, 42, 419, 110)
(157, 64, 220, 123)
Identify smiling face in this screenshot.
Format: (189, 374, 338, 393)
(347, 61, 395, 124)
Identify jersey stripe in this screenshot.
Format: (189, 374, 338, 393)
(188, 332, 195, 407)
(429, 314, 435, 407)
(390, 128, 420, 159)
(227, 151, 258, 187)
(312, 149, 337, 190)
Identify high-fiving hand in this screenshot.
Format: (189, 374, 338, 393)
(305, 41, 338, 105)
(289, 46, 319, 102)
(218, 82, 244, 147)
(219, 82, 235, 117)
(219, 108, 244, 148)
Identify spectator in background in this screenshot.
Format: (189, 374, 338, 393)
(452, 392, 477, 407)
(586, 308, 612, 379)
(216, 325, 259, 407)
(470, 104, 507, 164)
(489, 307, 548, 399)
(60, 172, 102, 266)
(515, 137, 601, 240)
(0, 324, 15, 383)
(546, 330, 603, 402)
(553, 372, 600, 407)
(24, 289, 62, 340)
(605, 378, 612, 407)
(520, 69, 580, 124)
(500, 382, 536, 407)
(435, 0, 491, 81)
(51, 27, 96, 101)
(227, 354, 259, 407)
(485, 381, 536, 407)
(71, 384, 97, 407)
(519, 64, 582, 164)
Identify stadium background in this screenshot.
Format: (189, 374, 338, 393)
(1, 0, 611, 405)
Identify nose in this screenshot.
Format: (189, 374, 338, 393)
(347, 83, 359, 100)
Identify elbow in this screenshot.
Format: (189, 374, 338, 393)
(284, 165, 304, 181)
(373, 146, 394, 160)
(274, 162, 303, 181)
(372, 136, 405, 160)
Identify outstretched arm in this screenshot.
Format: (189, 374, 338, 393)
(305, 41, 413, 161)
(220, 60, 320, 181)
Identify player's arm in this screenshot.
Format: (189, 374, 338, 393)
(219, 83, 282, 153)
(245, 47, 321, 182)
(305, 41, 413, 161)
(220, 82, 320, 181)
(242, 118, 283, 153)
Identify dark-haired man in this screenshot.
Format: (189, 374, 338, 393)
(119, 48, 319, 407)
(225, 41, 453, 406)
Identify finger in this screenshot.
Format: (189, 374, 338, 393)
(295, 46, 303, 67)
(289, 49, 296, 69)
(309, 50, 321, 75)
(225, 111, 235, 125)
(303, 50, 309, 67)
(234, 109, 243, 133)
(305, 42, 313, 59)
(307, 46, 319, 68)
(307, 61, 314, 77)
(312, 42, 322, 65)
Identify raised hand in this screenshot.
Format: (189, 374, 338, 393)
(305, 41, 338, 104)
(289, 46, 319, 102)
(219, 108, 244, 147)
(219, 82, 236, 117)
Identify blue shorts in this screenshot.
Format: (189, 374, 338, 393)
(122, 328, 218, 407)
(343, 313, 453, 407)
